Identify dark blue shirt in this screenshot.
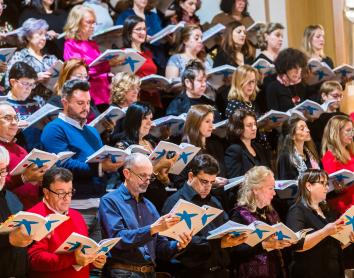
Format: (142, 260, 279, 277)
(99, 183, 178, 265)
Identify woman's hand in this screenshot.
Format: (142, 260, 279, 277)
(0, 61, 7, 73)
(46, 30, 59, 40)
(221, 233, 248, 248)
(37, 71, 52, 83)
(109, 56, 125, 67)
(212, 177, 228, 188)
(261, 234, 292, 250)
(323, 218, 345, 236)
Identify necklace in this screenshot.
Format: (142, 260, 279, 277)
(244, 101, 253, 108)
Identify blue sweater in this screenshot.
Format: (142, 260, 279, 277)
(41, 117, 105, 199)
(115, 9, 162, 36)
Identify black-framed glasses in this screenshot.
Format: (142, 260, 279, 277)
(128, 169, 156, 183)
(47, 188, 76, 199)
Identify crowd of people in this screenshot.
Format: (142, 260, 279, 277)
(0, 0, 354, 277)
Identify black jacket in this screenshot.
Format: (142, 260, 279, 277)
(161, 183, 230, 276)
(224, 141, 271, 178)
(0, 190, 28, 277)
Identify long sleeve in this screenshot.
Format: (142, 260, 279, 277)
(321, 151, 339, 174)
(28, 238, 77, 272)
(41, 123, 99, 178)
(224, 144, 243, 178)
(99, 195, 154, 250)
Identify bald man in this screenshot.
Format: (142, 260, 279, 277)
(99, 153, 191, 278)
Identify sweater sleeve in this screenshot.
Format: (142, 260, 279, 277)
(28, 237, 77, 272)
(41, 123, 99, 178)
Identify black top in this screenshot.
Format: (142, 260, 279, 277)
(253, 53, 274, 65)
(276, 150, 316, 180)
(286, 202, 344, 278)
(166, 92, 222, 122)
(224, 140, 271, 178)
(161, 182, 230, 272)
(213, 48, 253, 68)
(266, 79, 307, 112)
(0, 190, 28, 277)
(19, 8, 68, 58)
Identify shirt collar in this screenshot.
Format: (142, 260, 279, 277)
(59, 112, 87, 130)
(120, 183, 144, 202)
(181, 182, 212, 202)
(43, 198, 69, 215)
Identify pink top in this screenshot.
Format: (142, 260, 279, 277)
(322, 150, 354, 214)
(64, 39, 111, 106)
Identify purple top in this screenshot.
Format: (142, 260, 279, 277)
(64, 39, 111, 105)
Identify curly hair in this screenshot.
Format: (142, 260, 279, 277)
(220, 0, 250, 17)
(237, 166, 274, 212)
(274, 48, 307, 75)
(110, 72, 141, 106)
(257, 22, 284, 51)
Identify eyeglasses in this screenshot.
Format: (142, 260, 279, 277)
(83, 20, 96, 25)
(16, 80, 36, 89)
(71, 74, 89, 81)
(128, 169, 156, 183)
(328, 93, 343, 100)
(0, 168, 8, 177)
(47, 188, 76, 199)
(0, 114, 19, 122)
(343, 129, 354, 137)
(196, 176, 215, 187)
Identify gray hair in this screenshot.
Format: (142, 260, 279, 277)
(124, 153, 151, 169)
(0, 146, 10, 165)
(19, 18, 49, 45)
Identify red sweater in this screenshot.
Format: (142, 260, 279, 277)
(322, 150, 354, 214)
(27, 201, 90, 278)
(0, 140, 41, 209)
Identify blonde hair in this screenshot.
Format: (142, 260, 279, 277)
(302, 24, 325, 58)
(228, 65, 259, 101)
(0, 146, 9, 165)
(54, 58, 88, 95)
(322, 115, 354, 164)
(64, 5, 96, 40)
(320, 80, 342, 97)
(237, 166, 274, 212)
(110, 72, 141, 106)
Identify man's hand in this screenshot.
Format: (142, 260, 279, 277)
(101, 158, 124, 173)
(74, 245, 96, 267)
(150, 214, 180, 235)
(9, 225, 33, 247)
(92, 254, 106, 269)
(176, 231, 192, 250)
(220, 233, 248, 248)
(22, 164, 48, 183)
